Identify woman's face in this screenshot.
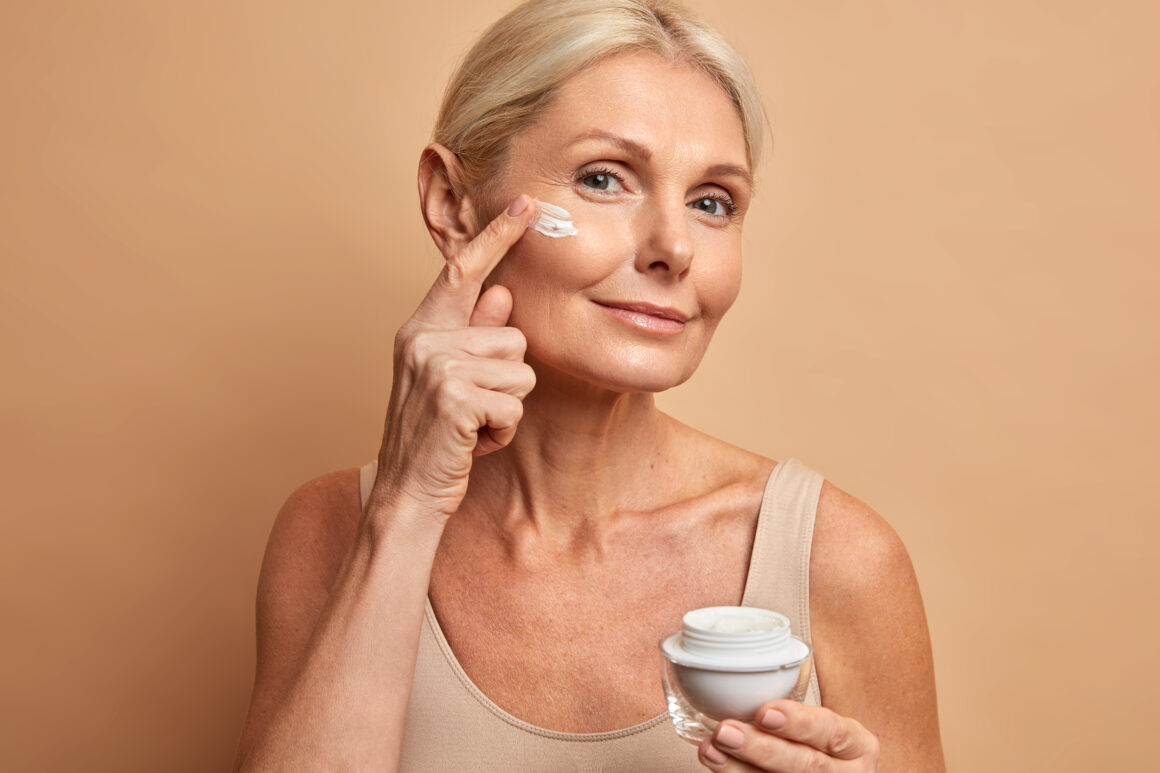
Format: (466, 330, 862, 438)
(483, 52, 752, 394)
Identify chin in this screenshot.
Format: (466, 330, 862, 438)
(531, 343, 707, 395)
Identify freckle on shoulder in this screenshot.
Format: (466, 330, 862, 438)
(269, 468, 364, 569)
(811, 480, 913, 592)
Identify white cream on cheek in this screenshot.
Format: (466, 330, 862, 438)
(531, 199, 578, 238)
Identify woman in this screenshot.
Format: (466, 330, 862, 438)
(234, 0, 943, 770)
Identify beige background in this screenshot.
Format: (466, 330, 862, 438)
(2, 1, 1156, 770)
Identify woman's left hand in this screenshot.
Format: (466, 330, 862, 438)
(697, 700, 880, 772)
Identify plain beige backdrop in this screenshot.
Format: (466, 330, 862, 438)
(2, 1, 1157, 770)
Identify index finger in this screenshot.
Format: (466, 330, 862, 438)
(413, 195, 536, 326)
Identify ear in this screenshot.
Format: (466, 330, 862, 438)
(418, 144, 481, 257)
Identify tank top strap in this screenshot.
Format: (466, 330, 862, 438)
(742, 458, 825, 706)
(358, 459, 378, 511)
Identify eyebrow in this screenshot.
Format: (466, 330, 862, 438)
(704, 163, 753, 190)
(566, 129, 653, 160)
(566, 129, 753, 189)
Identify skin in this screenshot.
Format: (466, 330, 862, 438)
(232, 52, 944, 772)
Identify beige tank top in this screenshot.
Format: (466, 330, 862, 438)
(358, 458, 824, 772)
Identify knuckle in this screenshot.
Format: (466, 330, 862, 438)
(495, 393, 524, 425)
(520, 364, 537, 393)
(441, 260, 468, 289)
(827, 722, 853, 757)
(434, 377, 470, 413)
(481, 213, 510, 242)
(820, 709, 856, 758)
(799, 749, 828, 773)
(453, 410, 481, 439)
(507, 326, 528, 353)
(400, 329, 433, 370)
(426, 352, 457, 381)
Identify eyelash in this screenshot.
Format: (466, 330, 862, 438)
(573, 165, 624, 191)
(692, 192, 738, 218)
(573, 165, 738, 219)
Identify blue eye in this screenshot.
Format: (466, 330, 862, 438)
(582, 173, 613, 190)
(690, 196, 732, 217)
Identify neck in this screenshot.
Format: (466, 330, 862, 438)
(462, 363, 678, 545)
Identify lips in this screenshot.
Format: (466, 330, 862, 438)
(593, 300, 691, 323)
(592, 300, 692, 335)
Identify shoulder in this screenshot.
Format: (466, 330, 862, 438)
(258, 468, 363, 612)
(811, 479, 914, 599)
(808, 478, 945, 768)
(809, 478, 924, 665)
(265, 469, 363, 565)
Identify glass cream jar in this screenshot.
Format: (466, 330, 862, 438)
(659, 606, 812, 743)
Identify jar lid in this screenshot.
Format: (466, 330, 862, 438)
(659, 606, 811, 672)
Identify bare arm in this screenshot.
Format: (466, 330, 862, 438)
(808, 480, 944, 770)
(232, 192, 539, 771)
(232, 473, 444, 770)
(697, 481, 944, 772)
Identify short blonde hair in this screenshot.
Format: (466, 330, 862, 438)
(434, 0, 766, 194)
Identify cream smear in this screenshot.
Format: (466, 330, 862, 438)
(531, 199, 577, 238)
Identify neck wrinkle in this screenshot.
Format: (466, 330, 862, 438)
(463, 373, 676, 549)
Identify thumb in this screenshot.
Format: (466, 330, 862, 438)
(469, 284, 514, 327)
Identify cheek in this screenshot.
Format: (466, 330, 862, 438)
(485, 239, 586, 336)
(696, 244, 743, 322)
(538, 203, 634, 281)
(495, 209, 630, 291)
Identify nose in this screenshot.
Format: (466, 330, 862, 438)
(633, 199, 694, 278)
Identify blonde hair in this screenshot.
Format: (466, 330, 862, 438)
(434, 0, 766, 195)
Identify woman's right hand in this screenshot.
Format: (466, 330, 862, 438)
(367, 195, 539, 522)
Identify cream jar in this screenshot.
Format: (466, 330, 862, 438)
(659, 606, 812, 743)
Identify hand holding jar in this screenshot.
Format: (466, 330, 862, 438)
(697, 700, 881, 772)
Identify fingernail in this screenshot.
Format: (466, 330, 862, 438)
(714, 722, 745, 750)
(702, 744, 728, 765)
(760, 708, 787, 730)
(507, 195, 529, 216)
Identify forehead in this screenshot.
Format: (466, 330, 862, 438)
(518, 52, 749, 171)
